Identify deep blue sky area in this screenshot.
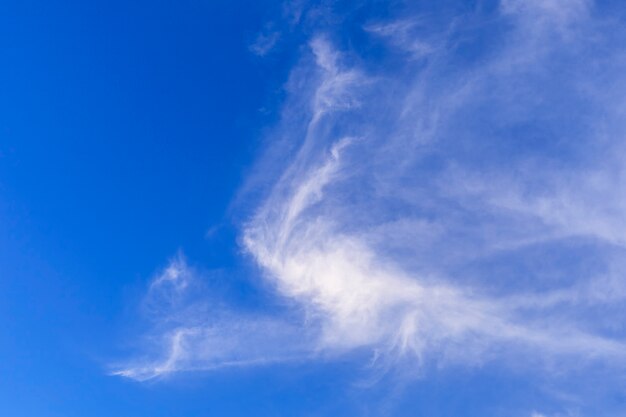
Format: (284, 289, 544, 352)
(0, 1, 298, 415)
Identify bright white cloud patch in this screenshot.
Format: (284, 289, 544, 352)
(115, 0, 626, 397)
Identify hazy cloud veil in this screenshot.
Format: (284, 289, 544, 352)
(115, 0, 626, 410)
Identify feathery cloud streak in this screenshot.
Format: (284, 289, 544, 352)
(116, 0, 626, 386)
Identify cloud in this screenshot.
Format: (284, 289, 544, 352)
(249, 29, 281, 57)
(112, 254, 312, 380)
(365, 19, 437, 59)
(116, 0, 626, 394)
(241, 48, 626, 362)
(501, 0, 590, 25)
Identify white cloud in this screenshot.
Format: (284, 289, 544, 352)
(116, 0, 626, 387)
(365, 19, 436, 59)
(242, 18, 626, 370)
(112, 255, 312, 380)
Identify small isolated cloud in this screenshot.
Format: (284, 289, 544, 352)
(249, 29, 281, 56)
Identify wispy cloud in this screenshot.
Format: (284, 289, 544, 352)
(116, 1, 626, 401)
(365, 19, 437, 60)
(249, 29, 281, 57)
(111, 254, 312, 380)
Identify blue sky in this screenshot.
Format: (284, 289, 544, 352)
(3, 0, 626, 416)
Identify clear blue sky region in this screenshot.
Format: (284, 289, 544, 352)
(2, 1, 626, 416)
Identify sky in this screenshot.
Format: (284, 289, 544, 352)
(2, 0, 626, 416)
